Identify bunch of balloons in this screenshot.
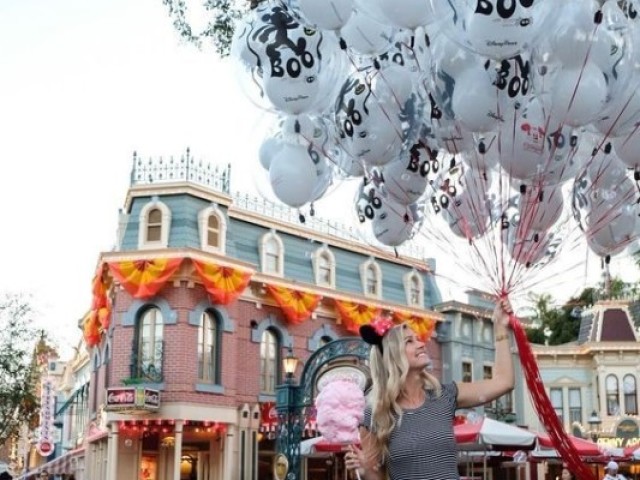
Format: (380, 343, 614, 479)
(230, 0, 640, 274)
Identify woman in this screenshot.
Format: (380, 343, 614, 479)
(345, 298, 515, 480)
(560, 466, 575, 480)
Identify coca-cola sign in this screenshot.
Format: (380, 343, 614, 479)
(105, 387, 160, 412)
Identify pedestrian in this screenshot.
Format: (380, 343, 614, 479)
(344, 298, 515, 480)
(603, 461, 626, 480)
(560, 465, 574, 480)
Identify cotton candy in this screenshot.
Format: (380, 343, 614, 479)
(315, 378, 365, 444)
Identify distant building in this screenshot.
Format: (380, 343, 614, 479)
(526, 299, 640, 479)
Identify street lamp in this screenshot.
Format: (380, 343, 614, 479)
(276, 347, 303, 480)
(588, 410, 602, 443)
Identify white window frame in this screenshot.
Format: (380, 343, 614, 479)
(403, 270, 424, 307)
(312, 246, 335, 288)
(198, 204, 227, 254)
(360, 259, 382, 298)
(138, 200, 171, 249)
(259, 231, 284, 276)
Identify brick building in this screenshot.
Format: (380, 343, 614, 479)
(33, 152, 445, 480)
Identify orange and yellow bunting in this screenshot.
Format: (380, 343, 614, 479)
(334, 300, 381, 334)
(266, 285, 321, 325)
(392, 311, 436, 342)
(83, 311, 101, 348)
(192, 260, 252, 305)
(107, 258, 183, 299)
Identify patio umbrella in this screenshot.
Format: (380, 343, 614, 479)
(622, 444, 640, 460)
(534, 433, 602, 457)
(454, 417, 537, 450)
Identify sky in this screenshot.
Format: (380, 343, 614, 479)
(1, 0, 637, 359)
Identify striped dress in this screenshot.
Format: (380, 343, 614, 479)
(363, 382, 459, 480)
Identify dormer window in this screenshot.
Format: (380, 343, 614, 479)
(404, 271, 424, 307)
(312, 246, 335, 287)
(147, 208, 162, 242)
(138, 200, 171, 249)
(360, 259, 382, 298)
(260, 232, 284, 276)
(198, 205, 227, 253)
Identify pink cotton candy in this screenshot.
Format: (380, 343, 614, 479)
(315, 378, 365, 444)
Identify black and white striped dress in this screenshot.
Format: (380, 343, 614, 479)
(363, 383, 459, 480)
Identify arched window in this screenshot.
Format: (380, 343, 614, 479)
(360, 260, 381, 298)
(260, 329, 279, 394)
(404, 271, 424, 307)
(138, 200, 171, 249)
(198, 205, 227, 253)
(260, 232, 284, 276)
(313, 247, 335, 287)
(319, 335, 333, 347)
(135, 307, 164, 382)
(198, 311, 220, 383)
(147, 208, 162, 242)
(606, 374, 620, 416)
(624, 374, 637, 415)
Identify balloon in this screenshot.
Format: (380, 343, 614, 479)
(451, 64, 501, 132)
(612, 132, 640, 169)
(356, 0, 435, 30)
(382, 144, 437, 205)
(340, 9, 396, 56)
(297, 0, 354, 30)
(517, 184, 564, 233)
(269, 143, 318, 207)
(433, 0, 553, 60)
(259, 136, 282, 170)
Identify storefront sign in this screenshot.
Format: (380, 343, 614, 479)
(105, 387, 160, 413)
(599, 418, 640, 448)
(37, 377, 55, 457)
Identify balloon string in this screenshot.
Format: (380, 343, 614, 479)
(509, 313, 597, 480)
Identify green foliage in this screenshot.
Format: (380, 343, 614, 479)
(524, 290, 590, 345)
(0, 294, 40, 447)
(161, 0, 249, 56)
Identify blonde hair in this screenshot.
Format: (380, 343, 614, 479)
(366, 323, 441, 466)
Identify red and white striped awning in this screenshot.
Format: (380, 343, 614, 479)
(18, 447, 85, 479)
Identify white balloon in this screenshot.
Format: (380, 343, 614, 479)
(366, 0, 434, 29)
(612, 133, 640, 169)
(382, 147, 432, 205)
(587, 202, 637, 256)
(340, 9, 396, 56)
(298, 0, 354, 30)
(269, 143, 318, 207)
(371, 196, 418, 246)
(518, 185, 564, 233)
(452, 65, 501, 132)
(259, 136, 282, 170)
(550, 63, 608, 127)
(263, 66, 322, 115)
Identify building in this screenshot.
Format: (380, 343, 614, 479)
(526, 299, 640, 479)
(45, 151, 445, 480)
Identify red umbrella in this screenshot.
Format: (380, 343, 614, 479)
(535, 433, 602, 457)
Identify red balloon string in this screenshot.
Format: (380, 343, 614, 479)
(509, 313, 596, 480)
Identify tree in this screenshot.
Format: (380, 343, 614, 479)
(161, 0, 248, 56)
(0, 294, 40, 447)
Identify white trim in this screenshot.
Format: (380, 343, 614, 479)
(138, 200, 171, 249)
(403, 270, 424, 308)
(259, 231, 284, 277)
(312, 245, 335, 288)
(198, 204, 227, 254)
(360, 259, 382, 299)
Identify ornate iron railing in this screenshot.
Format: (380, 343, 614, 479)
(130, 149, 230, 193)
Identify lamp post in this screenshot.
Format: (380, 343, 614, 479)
(588, 410, 602, 443)
(275, 347, 303, 480)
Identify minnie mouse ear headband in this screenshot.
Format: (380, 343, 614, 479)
(359, 317, 394, 352)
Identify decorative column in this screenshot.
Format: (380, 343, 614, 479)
(106, 422, 119, 480)
(173, 420, 184, 480)
(222, 424, 237, 480)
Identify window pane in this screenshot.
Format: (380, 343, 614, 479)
(138, 308, 163, 381)
(260, 330, 278, 393)
(148, 209, 162, 223)
(550, 388, 563, 421)
(624, 375, 637, 415)
(208, 230, 219, 247)
(569, 388, 582, 423)
(607, 375, 620, 415)
(147, 225, 161, 242)
(208, 215, 219, 229)
(462, 362, 472, 383)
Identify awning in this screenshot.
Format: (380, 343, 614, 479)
(19, 447, 85, 479)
